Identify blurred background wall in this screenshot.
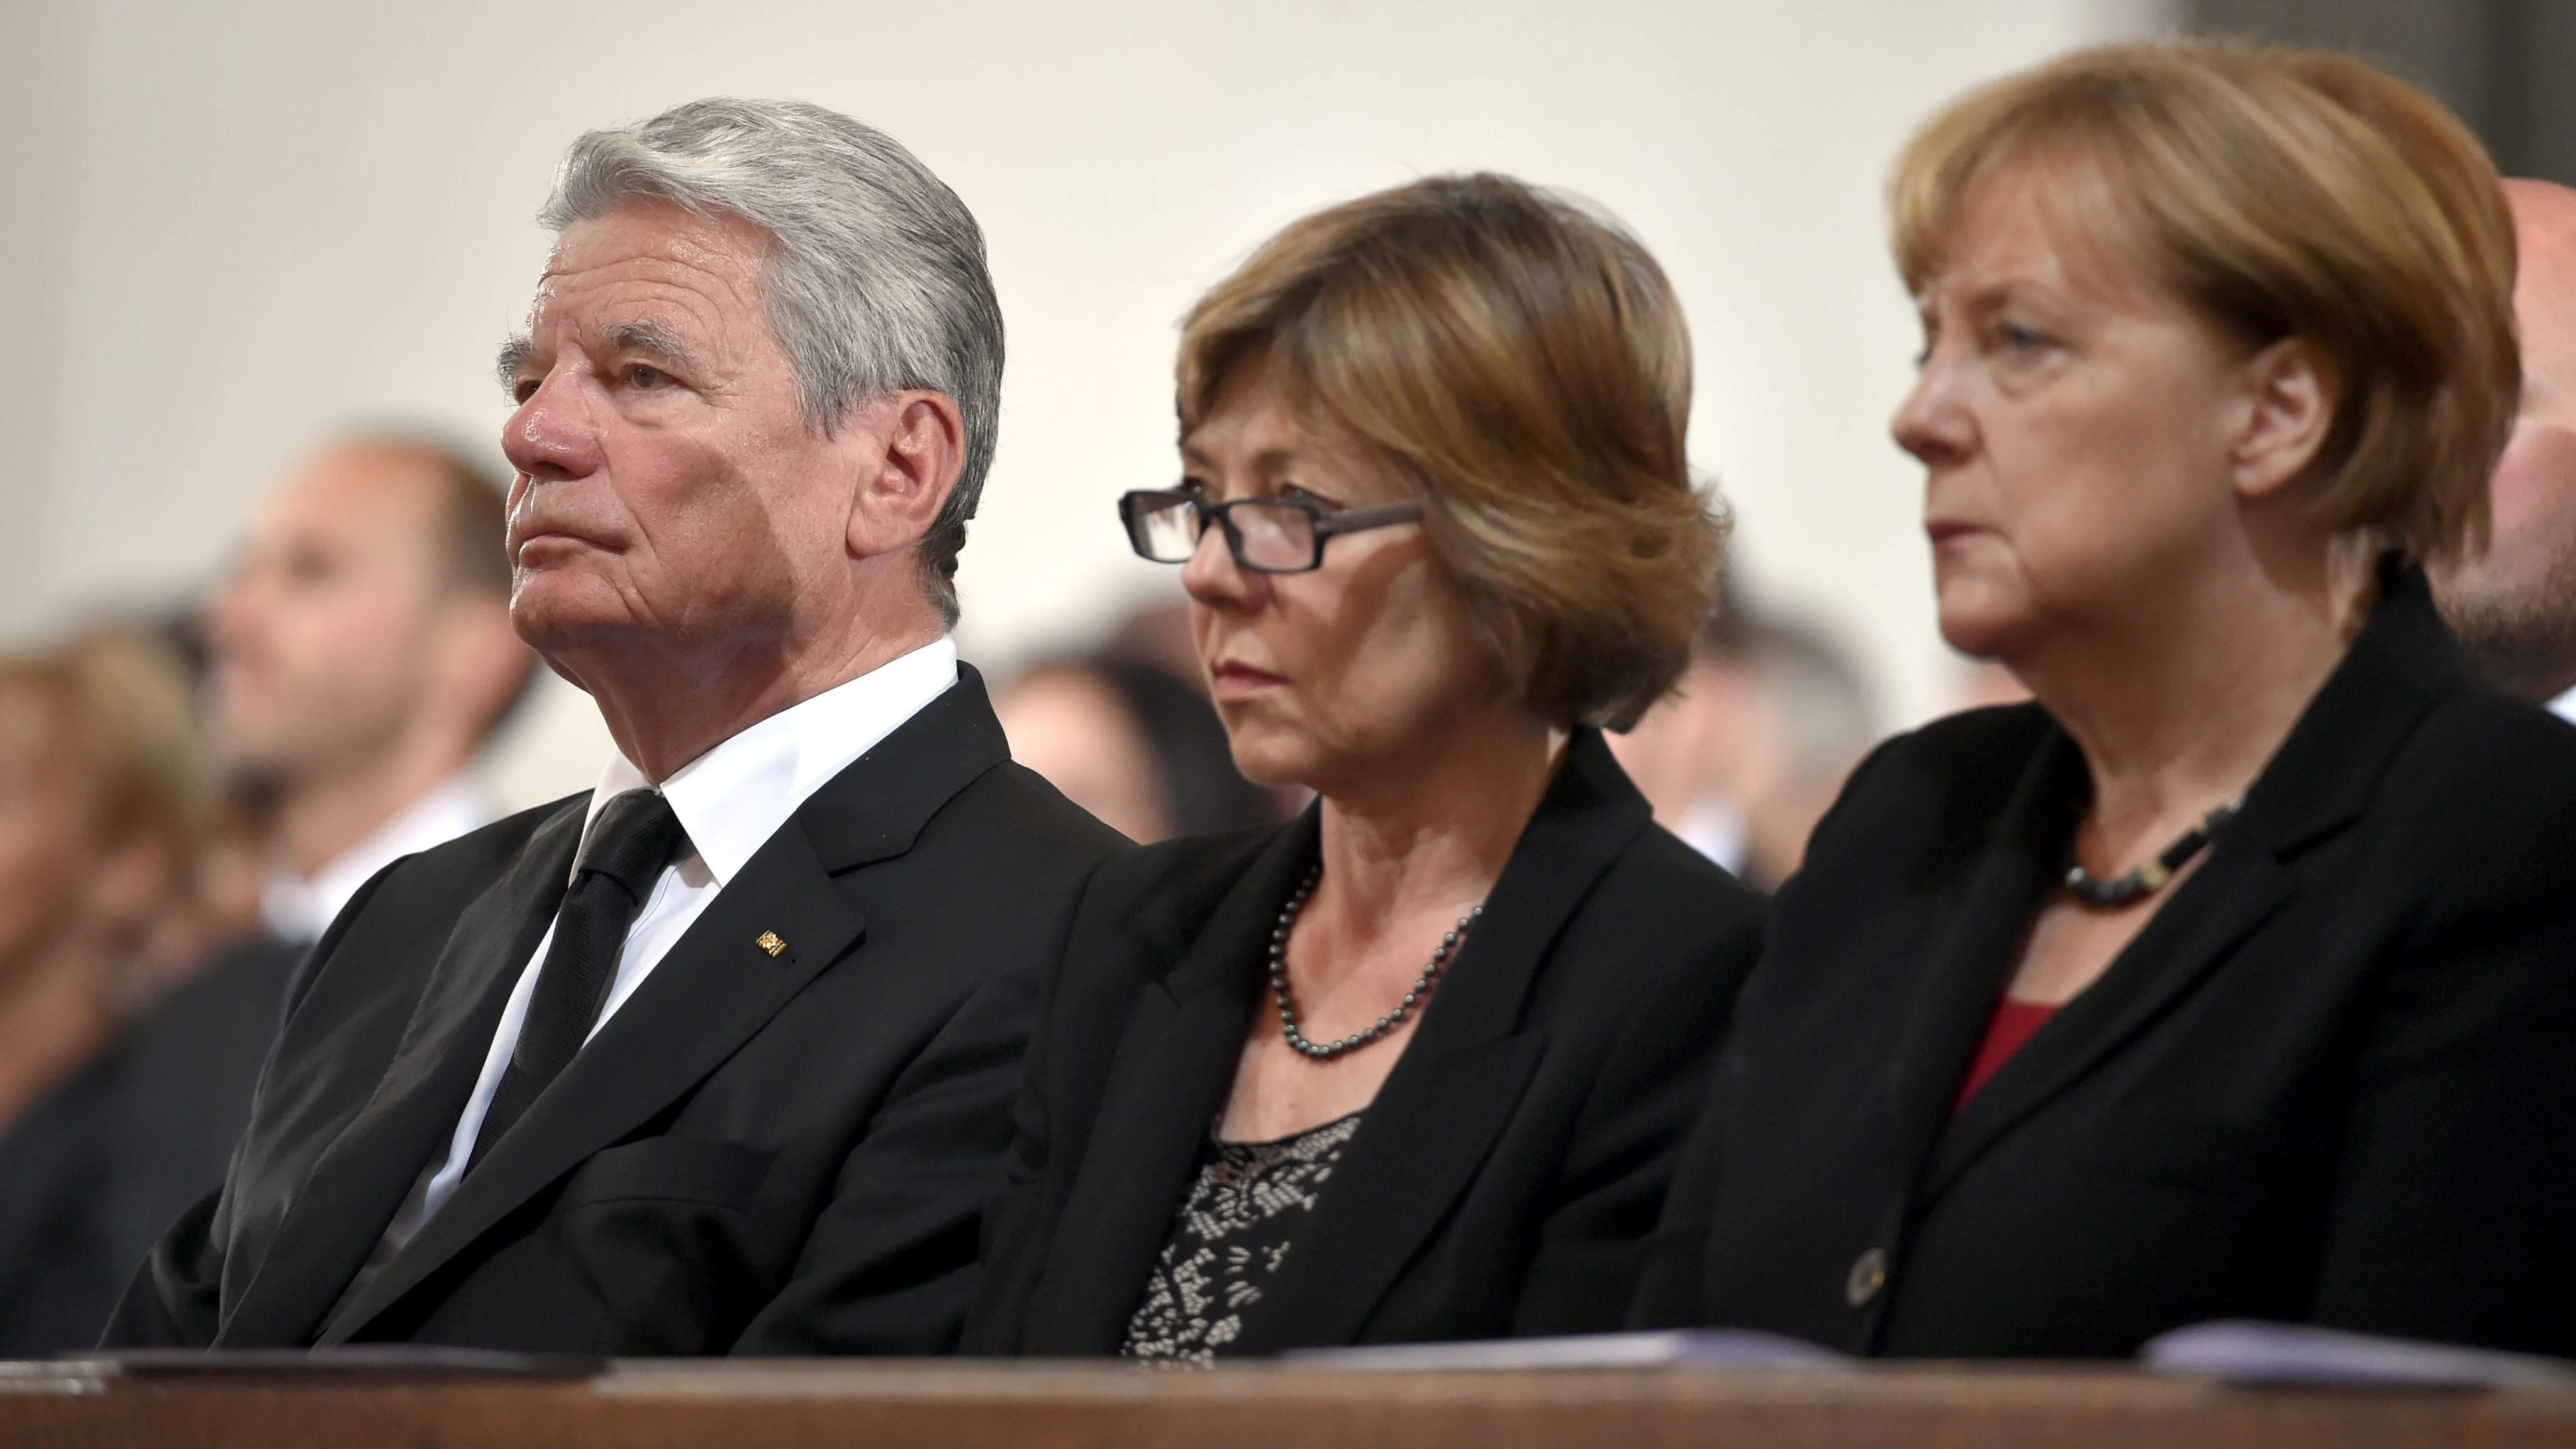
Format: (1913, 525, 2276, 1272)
(0, 0, 2224, 809)
(2181, 0, 2576, 187)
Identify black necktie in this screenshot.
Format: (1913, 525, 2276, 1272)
(469, 789, 687, 1170)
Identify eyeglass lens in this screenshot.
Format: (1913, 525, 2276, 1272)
(1225, 501, 1319, 570)
(1132, 496, 1200, 562)
(1133, 496, 1318, 571)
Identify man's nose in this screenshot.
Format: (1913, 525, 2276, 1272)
(201, 564, 262, 657)
(200, 594, 240, 661)
(198, 575, 266, 675)
(502, 370, 604, 483)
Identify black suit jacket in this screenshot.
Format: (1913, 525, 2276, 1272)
(966, 731, 1766, 1355)
(107, 670, 1125, 1355)
(0, 933, 303, 1353)
(1633, 566, 2576, 1358)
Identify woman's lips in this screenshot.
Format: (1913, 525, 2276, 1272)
(1208, 661, 1287, 702)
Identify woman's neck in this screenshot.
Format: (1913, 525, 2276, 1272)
(1311, 708, 1565, 934)
(2019, 543, 2363, 856)
(0, 944, 118, 1136)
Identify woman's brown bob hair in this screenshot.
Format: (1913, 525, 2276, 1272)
(0, 635, 213, 864)
(1177, 174, 1725, 731)
(1892, 41, 2518, 569)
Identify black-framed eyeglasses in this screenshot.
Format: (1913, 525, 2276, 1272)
(1118, 489, 1424, 574)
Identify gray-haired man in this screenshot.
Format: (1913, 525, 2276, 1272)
(107, 100, 1124, 1355)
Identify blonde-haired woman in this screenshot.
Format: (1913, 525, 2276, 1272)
(965, 174, 1764, 1360)
(1636, 42, 2576, 1358)
(0, 633, 221, 1351)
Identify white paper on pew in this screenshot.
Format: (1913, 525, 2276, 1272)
(1282, 1330, 1847, 1372)
(2143, 1320, 2576, 1389)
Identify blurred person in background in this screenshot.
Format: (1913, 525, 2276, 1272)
(209, 436, 536, 947)
(0, 634, 218, 1352)
(1102, 599, 1207, 692)
(2434, 179, 2576, 720)
(996, 652, 1285, 843)
(38, 437, 548, 1338)
(1727, 619, 1880, 888)
(969, 174, 1765, 1360)
(1637, 43, 2576, 1358)
(1611, 609, 1879, 889)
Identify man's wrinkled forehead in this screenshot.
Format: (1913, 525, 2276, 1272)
(521, 201, 772, 346)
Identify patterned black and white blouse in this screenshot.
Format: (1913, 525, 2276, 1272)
(1118, 1111, 1364, 1363)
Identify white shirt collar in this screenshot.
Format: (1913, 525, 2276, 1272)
(260, 773, 496, 940)
(582, 638, 958, 887)
(2551, 684, 2576, 726)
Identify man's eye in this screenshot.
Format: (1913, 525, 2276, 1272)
(626, 365, 670, 390)
(1999, 322, 2050, 352)
(513, 378, 541, 404)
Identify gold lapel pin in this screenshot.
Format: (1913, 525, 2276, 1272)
(755, 931, 787, 957)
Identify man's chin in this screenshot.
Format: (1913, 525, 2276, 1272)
(508, 582, 638, 658)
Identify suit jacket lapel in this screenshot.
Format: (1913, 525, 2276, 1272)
(1867, 726, 2085, 1238)
(1923, 844, 2297, 1197)
(1919, 562, 2458, 1203)
(1023, 816, 1316, 1353)
(318, 822, 863, 1343)
(1234, 731, 1646, 1353)
(321, 669, 1016, 1343)
(219, 800, 585, 1346)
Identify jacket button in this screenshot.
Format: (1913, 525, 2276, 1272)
(1845, 1247, 1889, 1307)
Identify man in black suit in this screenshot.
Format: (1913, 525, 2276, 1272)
(106, 97, 1124, 1355)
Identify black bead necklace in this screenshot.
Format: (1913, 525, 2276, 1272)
(2065, 796, 2243, 908)
(1270, 863, 1481, 1061)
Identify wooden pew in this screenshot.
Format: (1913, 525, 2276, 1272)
(6, 1358, 2576, 1447)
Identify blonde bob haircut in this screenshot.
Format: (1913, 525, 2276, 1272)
(0, 634, 214, 874)
(1891, 41, 2518, 571)
(1176, 173, 1725, 731)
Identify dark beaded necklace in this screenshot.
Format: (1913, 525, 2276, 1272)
(1270, 863, 1482, 1061)
(2065, 796, 2243, 909)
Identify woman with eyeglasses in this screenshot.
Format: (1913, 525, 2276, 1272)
(961, 174, 1765, 1362)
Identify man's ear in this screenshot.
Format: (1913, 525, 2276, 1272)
(845, 391, 966, 560)
(2230, 336, 2340, 503)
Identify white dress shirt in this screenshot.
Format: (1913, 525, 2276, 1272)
(2551, 685, 2575, 725)
(260, 774, 497, 941)
(359, 638, 958, 1275)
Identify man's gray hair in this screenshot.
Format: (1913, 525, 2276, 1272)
(540, 98, 1002, 626)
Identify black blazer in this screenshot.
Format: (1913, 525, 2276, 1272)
(106, 670, 1125, 1355)
(0, 934, 302, 1353)
(1633, 566, 2576, 1358)
(965, 731, 1766, 1355)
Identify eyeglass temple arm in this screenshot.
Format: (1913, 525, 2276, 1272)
(1311, 501, 1426, 537)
